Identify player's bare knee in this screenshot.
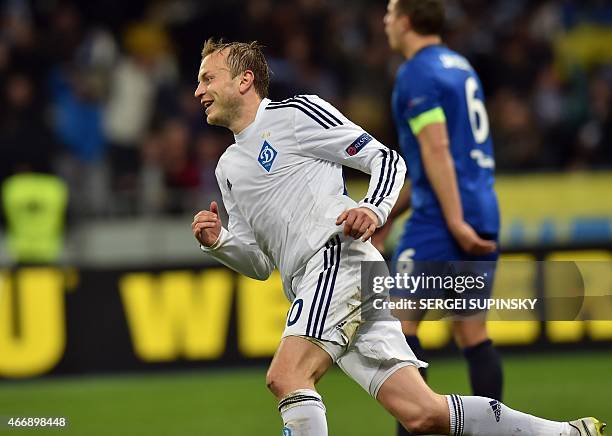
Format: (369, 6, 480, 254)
(266, 367, 312, 399)
(265, 368, 285, 398)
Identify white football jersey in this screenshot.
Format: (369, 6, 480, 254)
(202, 95, 406, 300)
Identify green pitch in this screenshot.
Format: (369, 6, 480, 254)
(1, 352, 610, 435)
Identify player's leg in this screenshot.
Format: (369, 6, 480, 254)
(374, 348, 604, 435)
(453, 251, 503, 401)
(271, 234, 353, 436)
(342, 296, 604, 435)
(334, 319, 449, 434)
(453, 319, 503, 400)
(397, 320, 502, 434)
(393, 240, 430, 436)
(266, 336, 333, 436)
(397, 320, 425, 436)
(378, 365, 450, 434)
(377, 364, 604, 435)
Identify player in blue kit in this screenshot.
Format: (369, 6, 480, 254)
(375, 1, 503, 434)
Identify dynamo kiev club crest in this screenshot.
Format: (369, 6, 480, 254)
(258, 141, 278, 172)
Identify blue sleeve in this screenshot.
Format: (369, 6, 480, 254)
(398, 64, 446, 135)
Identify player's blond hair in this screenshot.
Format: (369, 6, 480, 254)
(202, 38, 270, 98)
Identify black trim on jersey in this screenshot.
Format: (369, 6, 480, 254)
(317, 235, 341, 338)
(285, 97, 338, 127)
(266, 103, 329, 129)
(295, 95, 343, 126)
(364, 149, 388, 204)
(375, 150, 399, 206)
(385, 150, 400, 197)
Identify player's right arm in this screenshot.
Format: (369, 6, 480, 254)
(193, 164, 275, 280)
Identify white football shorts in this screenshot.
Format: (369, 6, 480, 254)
(282, 233, 428, 398)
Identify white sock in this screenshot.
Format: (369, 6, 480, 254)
(447, 394, 572, 436)
(279, 389, 327, 436)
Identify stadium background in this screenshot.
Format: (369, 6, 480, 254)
(0, 0, 611, 434)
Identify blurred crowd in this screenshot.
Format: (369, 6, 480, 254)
(1, 0, 611, 218)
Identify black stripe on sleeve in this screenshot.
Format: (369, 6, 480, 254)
(387, 150, 400, 196)
(375, 150, 399, 207)
(295, 95, 343, 126)
(279, 97, 339, 127)
(266, 103, 329, 129)
(367, 149, 388, 204)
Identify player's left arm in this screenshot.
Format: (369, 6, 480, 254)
(417, 122, 496, 255)
(294, 96, 406, 241)
(403, 65, 496, 255)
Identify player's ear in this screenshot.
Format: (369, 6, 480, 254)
(239, 70, 255, 94)
(401, 15, 411, 32)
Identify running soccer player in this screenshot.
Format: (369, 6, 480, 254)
(192, 38, 605, 436)
(376, 3, 503, 435)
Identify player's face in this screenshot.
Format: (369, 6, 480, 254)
(194, 51, 241, 128)
(384, 0, 404, 50)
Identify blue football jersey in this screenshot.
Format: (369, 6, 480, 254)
(392, 45, 499, 234)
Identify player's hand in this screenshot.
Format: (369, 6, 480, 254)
(449, 221, 497, 255)
(192, 201, 222, 247)
(372, 222, 393, 252)
(336, 207, 379, 242)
